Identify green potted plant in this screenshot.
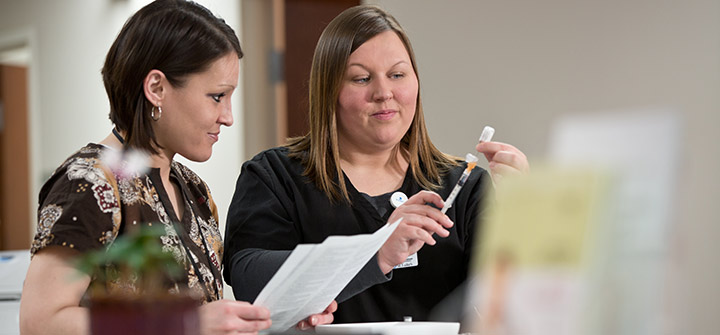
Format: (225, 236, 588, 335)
(75, 225, 200, 335)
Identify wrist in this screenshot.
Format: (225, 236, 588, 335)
(377, 253, 394, 274)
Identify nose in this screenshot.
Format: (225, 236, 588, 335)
(371, 79, 393, 102)
(219, 105, 234, 127)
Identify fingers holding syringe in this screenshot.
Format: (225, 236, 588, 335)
(398, 211, 452, 239)
(402, 190, 445, 209)
(387, 191, 454, 234)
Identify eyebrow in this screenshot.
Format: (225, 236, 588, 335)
(347, 60, 410, 70)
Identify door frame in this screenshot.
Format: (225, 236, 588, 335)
(0, 27, 40, 247)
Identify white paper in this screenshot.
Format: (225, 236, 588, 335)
(254, 219, 401, 332)
(316, 321, 460, 335)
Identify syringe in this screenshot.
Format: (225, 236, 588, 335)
(441, 153, 479, 214)
(440, 126, 495, 214)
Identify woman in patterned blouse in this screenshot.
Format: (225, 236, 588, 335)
(18, 1, 335, 334)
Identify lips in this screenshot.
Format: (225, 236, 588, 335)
(371, 110, 397, 121)
(208, 132, 220, 142)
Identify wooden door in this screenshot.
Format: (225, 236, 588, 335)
(0, 64, 31, 250)
(284, 0, 359, 138)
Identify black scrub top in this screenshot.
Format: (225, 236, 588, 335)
(223, 147, 489, 323)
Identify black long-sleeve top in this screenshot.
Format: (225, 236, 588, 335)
(223, 147, 489, 323)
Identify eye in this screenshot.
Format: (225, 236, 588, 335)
(390, 72, 405, 79)
(210, 93, 226, 103)
(352, 76, 370, 84)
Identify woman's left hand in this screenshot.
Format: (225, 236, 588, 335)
(476, 141, 530, 183)
(296, 300, 338, 330)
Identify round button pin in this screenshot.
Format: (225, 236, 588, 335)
(390, 191, 408, 208)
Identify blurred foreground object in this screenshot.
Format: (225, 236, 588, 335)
(469, 110, 681, 335)
(75, 225, 199, 335)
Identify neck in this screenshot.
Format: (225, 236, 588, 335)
(99, 130, 124, 151)
(99, 130, 174, 180)
(339, 136, 404, 167)
(340, 148, 402, 171)
(339, 142, 408, 196)
(149, 149, 174, 180)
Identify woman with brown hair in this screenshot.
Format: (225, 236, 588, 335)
(224, 4, 528, 324)
(19, 1, 333, 334)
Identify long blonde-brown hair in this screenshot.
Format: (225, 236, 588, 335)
(287, 5, 457, 202)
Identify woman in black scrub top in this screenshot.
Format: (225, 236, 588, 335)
(223, 4, 529, 324)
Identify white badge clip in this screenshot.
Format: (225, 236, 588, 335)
(390, 191, 408, 208)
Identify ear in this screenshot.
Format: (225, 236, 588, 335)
(143, 69, 167, 106)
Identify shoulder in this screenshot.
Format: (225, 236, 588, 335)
(56, 143, 107, 171)
(234, 147, 312, 197)
(247, 147, 294, 164)
(34, 144, 121, 255)
(42, 144, 115, 191)
(243, 147, 304, 176)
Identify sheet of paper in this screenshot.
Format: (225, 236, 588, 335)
(254, 218, 401, 332)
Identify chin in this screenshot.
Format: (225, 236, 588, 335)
(183, 149, 213, 163)
(375, 133, 405, 147)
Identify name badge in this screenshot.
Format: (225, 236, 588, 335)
(394, 253, 419, 269)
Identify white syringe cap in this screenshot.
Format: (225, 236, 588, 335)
(465, 153, 479, 163)
(479, 126, 495, 143)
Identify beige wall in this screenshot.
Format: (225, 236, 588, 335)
(369, 0, 720, 332)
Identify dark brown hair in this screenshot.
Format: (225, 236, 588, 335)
(102, 0, 242, 154)
(287, 5, 456, 202)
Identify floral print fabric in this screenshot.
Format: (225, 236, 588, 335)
(32, 143, 223, 303)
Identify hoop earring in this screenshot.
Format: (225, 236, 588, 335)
(151, 106, 162, 121)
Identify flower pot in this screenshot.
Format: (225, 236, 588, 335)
(89, 294, 199, 335)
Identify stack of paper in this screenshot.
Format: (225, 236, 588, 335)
(254, 219, 401, 332)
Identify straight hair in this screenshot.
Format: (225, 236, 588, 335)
(287, 5, 457, 202)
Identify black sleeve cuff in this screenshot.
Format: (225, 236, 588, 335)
(336, 253, 392, 303)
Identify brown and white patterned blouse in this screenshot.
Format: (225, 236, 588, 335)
(32, 143, 224, 303)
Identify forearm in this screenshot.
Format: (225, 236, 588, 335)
(20, 247, 92, 335)
(21, 304, 89, 335)
(228, 248, 291, 302)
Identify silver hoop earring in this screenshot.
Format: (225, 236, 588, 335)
(151, 106, 162, 121)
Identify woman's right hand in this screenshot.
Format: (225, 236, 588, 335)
(377, 190, 454, 274)
(199, 300, 272, 335)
